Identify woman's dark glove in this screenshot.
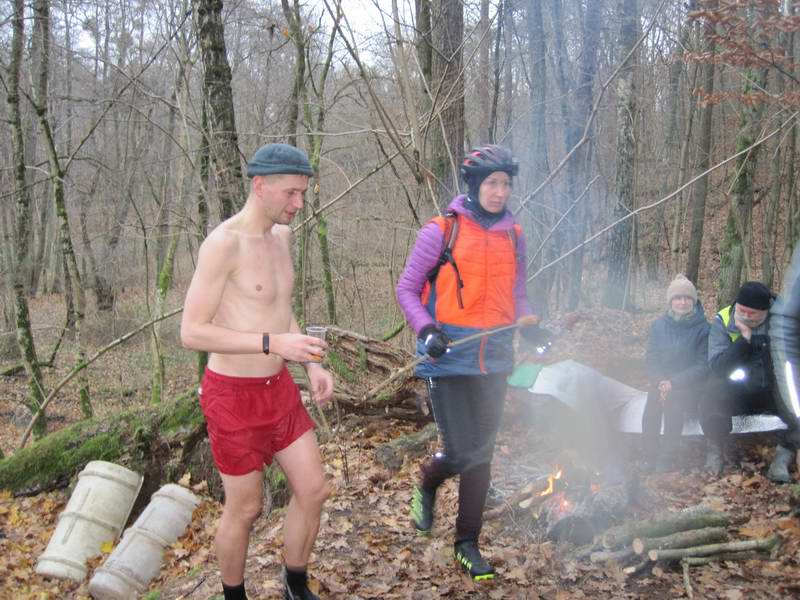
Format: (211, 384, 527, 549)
(520, 324, 553, 346)
(420, 325, 450, 358)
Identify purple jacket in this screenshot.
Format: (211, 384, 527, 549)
(396, 195, 534, 335)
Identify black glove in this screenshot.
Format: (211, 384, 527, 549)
(520, 323, 553, 346)
(420, 325, 450, 358)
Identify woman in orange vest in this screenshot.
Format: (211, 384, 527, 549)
(396, 145, 542, 581)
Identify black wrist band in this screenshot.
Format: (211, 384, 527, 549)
(262, 333, 270, 355)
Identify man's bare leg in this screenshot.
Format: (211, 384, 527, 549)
(216, 470, 264, 588)
(275, 429, 330, 567)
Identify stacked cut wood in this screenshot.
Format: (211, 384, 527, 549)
(577, 504, 780, 590)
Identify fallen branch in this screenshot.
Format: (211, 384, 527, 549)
(680, 551, 770, 566)
(648, 536, 779, 562)
(632, 527, 729, 555)
(374, 422, 438, 471)
(682, 561, 694, 599)
(602, 505, 745, 549)
(19, 307, 184, 448)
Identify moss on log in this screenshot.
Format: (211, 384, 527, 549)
(0, 388, 203, 495)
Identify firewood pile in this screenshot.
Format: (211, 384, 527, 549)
(574, 505, 780, 597)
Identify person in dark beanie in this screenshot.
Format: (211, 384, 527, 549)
(181, 143, 333, 600)
(701, 280, 796, 481)
(642, 275, 709, 472)
(396, 144, 542, 581)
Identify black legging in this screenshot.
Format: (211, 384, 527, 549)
(419, 373, 507, 542)
(641, 387, 697, 458)
(699, 379, 780, 442)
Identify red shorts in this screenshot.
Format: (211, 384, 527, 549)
(199, 367, 315, 476)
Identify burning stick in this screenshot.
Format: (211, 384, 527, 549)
(484, 468, 563, 520)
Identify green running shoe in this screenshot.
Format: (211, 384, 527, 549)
(410, 485, 435, 534)
(454, 540, 495, 581)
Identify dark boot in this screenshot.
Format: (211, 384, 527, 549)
(766, 445, 795, 483)
(704, 439, 725, 476)
(282, 568, 319, 600)
(655, 438, 680, 473)
(454, 539, 495, 581)
(410, 485, 436, 534)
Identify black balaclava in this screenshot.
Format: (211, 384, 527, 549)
(464, 174, 507, 230)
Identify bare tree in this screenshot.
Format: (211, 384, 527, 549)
(193, 0, 244, 219)
(7, 0, 47, 435)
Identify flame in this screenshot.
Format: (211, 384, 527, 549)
(539, 468, 563, 497)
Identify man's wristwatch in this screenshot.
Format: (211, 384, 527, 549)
(262, 333, 270, 355)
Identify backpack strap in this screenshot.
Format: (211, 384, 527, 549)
(426, 210, 465, 309)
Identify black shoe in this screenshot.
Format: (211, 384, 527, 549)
(282, 568, 320, 600)
(454, 540, 495, 581)
(410, 485, 435, 534)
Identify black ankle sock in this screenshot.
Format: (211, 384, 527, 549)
(285, 566, 308, 594)
(222, 581, 247, 600)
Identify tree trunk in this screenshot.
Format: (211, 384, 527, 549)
(430, 0, 465, 209)
(603, 0, 639, 309)
(718, 67, 769, 307)
(281, 0, 305, 146)
(501, 0, 514, 144)
(151, 235, 179, 405)
(31, 0, 92, 418)
(301, 7, 340, 326)
(525, 0, 552, 316)
(193, 0, 244, 220)
(477, 0, 492, 143)
(566, 0, 602, 309)
(685, 53, 716, 283)
(9, 0, 47, 436)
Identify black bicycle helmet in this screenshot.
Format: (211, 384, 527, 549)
(460, 144, 519, 181)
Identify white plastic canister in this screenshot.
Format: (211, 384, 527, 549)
(88, 483, 200, 600)
(36, 461, 143, 581)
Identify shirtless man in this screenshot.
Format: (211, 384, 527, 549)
(181, 143, 333, 600)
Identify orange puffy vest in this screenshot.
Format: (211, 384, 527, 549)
(422, 213, 520, 329)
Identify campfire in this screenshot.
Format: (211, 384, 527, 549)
(487, 463, 631, 545)
(486, 467, 780, 592)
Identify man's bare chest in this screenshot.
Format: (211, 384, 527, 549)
(227, 248, 294, 305)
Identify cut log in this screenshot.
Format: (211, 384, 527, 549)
(680, 551, 770, 566)
(647, 536, 779, 562)
(622, 558, 651, 576)
(602, 505, 746, 549)
(590, 547, 634, 564)
(374, 422, 437, 471)
(632, 527, 729, 555)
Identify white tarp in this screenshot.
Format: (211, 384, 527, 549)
(529, 359, 787, 435)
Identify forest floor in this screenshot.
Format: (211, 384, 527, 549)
(1, 295, 799, 599)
